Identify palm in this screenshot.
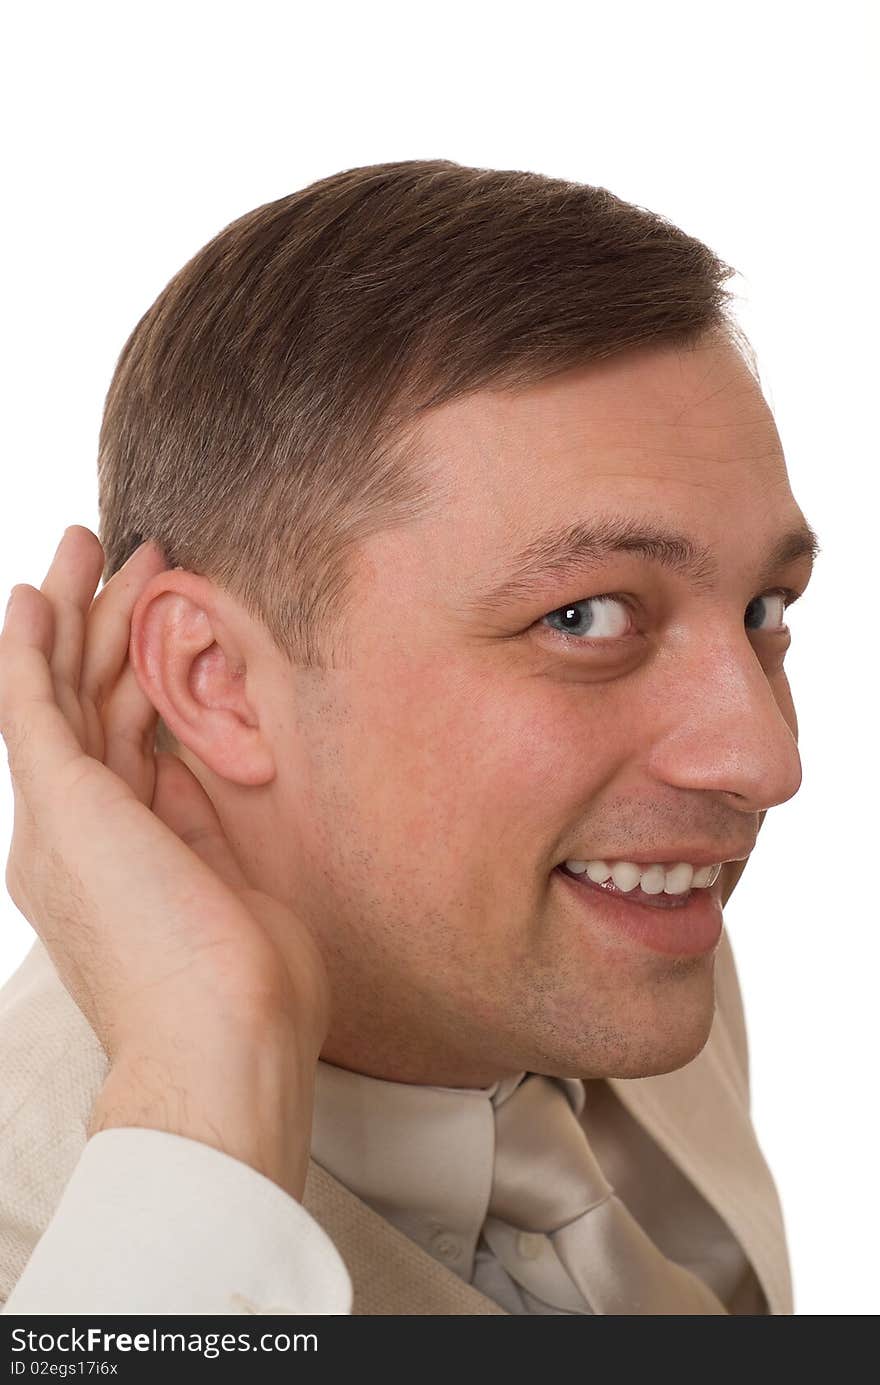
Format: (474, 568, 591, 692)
(0, 527, 329, 1060)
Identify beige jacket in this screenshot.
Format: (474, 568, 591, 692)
(0, 928, 793, 1315)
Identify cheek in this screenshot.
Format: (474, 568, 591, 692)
(341, 661, 627, 865)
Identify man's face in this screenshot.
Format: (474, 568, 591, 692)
(235, 332, 813, 1086)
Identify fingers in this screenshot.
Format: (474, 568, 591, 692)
(0, 524, 165, 824)
(39, 527, 106, 699)
(69, 528, 168, 711)
(151, 751, 250, 891)
(99, 658, 162, 806)
(31, 525, 166, 734)
(0, 584, 92, 814)
(3, 527, 247, 894)
(77, 533, 170, 795)
(35, 526, 169, 782)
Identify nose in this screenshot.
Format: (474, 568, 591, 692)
(647, 628, 803, 814)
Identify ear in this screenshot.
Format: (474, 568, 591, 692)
(128, 574, 275, 788)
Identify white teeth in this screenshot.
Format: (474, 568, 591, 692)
(663, 862, 695, 894)
(562, 859, 723, 894)
(610, 862, 642, 893)
(638, 865, 667, 895)
(585, 860, 611, 883)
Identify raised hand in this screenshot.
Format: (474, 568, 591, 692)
(0, 526, 328, 1198)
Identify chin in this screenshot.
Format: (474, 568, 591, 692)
(619, 1034, 713, 1079)
(545, 983, 717, 1081)
(632, 957, 719, 1074)
(610, 1005, 717, 1080)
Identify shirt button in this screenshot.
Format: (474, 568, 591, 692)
(516, 1231, 545, 1260)
(430, 1230, 463, 1262)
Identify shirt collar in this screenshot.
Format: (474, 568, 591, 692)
(310, 1059, 585, 1282)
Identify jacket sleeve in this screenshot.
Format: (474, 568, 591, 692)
(1, 1127, 353, 1315)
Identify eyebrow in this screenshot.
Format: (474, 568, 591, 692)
(464, 513, 822, 615)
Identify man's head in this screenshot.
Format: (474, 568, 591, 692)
(100, 160, 817, 1086)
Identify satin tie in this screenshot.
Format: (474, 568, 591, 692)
(482, 1073, 729, 1315)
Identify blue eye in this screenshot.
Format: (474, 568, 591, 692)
(539, 587, 801, 648)
(744, 590, 793, 632)
(541, 595, 633, 641)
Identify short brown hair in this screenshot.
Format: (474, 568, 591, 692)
(96, 158, 752, 752)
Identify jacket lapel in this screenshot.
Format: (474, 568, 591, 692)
(605, 932, 793, 1315)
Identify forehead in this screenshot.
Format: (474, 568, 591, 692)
(405, 336, 800, 568)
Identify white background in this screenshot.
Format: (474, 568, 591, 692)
(1, 0, 876, 1316)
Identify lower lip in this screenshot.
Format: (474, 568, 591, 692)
(553, 865, 723, 958)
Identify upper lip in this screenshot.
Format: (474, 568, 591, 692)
(558, 848, 754, 868)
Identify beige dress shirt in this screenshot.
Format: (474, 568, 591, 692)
(0, 936, 776, 1314)
(310, 1059, 764, 1315)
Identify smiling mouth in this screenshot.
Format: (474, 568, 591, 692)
(554, 862, 710, 911)
(552, 861, 724, 957)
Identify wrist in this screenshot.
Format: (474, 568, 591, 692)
(88, 1017, 320, 1202)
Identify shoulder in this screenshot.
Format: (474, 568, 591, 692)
(0, 940, 108, 1300)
